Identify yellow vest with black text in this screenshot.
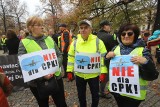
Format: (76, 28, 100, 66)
(22, 36, 60, 76)
(113, 46, 148, 100)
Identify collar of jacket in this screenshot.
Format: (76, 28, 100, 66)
(99, 29, 109, 33)
(26, 35, 47, 40)
(78, 33, 97, 43)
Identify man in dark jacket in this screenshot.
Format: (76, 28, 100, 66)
(97, 20, 117, 52)
(97, 20, 117, 99)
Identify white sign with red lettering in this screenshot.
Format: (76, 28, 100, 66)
(109, 55, 140, 97)
(74, 52, 101, 73)
(18, 49, 59, 82)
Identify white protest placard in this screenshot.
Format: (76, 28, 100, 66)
(109, 55, 140, 97)
(74, 52, 101, 73)
(18, 49, 59, 82)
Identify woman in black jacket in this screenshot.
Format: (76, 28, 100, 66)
(6, 29, 20, 55)
(105, 23, 159, 107)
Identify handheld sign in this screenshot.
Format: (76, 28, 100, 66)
(74, 52, 101, 73)
(109, 55, 140, 97)
(18, 49, 59, 82)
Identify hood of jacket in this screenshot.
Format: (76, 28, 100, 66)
(78, 33, 97, 43)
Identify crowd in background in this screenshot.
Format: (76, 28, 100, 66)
(0, 15, 160, 107)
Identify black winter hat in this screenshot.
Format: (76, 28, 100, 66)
(99, 20, 111, 27)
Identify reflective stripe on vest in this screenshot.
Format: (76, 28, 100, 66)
(67, 37, 100, 67)
(22, 36, 54, 53)
(73, 37, 100, 53)
(113, 46, 148, 100)
(58, 36, 61, 48)
(60, 29, 72, 52)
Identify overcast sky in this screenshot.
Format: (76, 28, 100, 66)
(19, 0, 41, 16)
(19, 0, 73, 20)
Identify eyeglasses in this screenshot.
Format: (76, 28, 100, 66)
(121, 32, 134, 37)
(32, 24, 44, 27)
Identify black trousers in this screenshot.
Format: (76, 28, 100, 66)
(2, 45, 7, 53)
(30, 78, 67, 107)
(62, 53, 68, 76)
(111, 92, 142, 107)
(75, 76, 99, 107)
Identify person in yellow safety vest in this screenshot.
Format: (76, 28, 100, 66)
(1, 35, 7, 54)
(67, 19, 108, 107)
(18, 16, 67, 107)
(105, 23, 159, 107)
(59, 23, 72, 78)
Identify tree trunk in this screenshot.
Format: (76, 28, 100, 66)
(17, 16, 21, 31)
(2, 6, 7, 34)
(147, 10, 152, 30)
(153, 0, 160, 32)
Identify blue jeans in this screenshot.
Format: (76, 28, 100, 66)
(75, 76, 99, 107)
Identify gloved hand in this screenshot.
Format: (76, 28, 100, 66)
(67, 72, 74, 81)
(99, 74, 106, 82)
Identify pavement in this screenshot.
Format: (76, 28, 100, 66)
(0, 50, 160, 107)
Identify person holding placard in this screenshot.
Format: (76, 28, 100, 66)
(105, 23, 159, 107)
(67, 19, 107, 107)
(18, 16, 67, 107)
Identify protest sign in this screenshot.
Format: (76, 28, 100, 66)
(109, 55, 140, 97)
(18, 49, 59, 82)
(0, 55, 26, 87)
(74, 52, 101, 73)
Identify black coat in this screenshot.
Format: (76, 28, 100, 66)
(6, 37, 20, 55)
(97, 29, 117, 52)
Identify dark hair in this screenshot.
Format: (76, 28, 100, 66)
(99, 20, 110, 27)
(143, 30, 150, 37)
(118, 23, 140, 43)
(6, 29, 17, 39)
(59, 23, 67, 27)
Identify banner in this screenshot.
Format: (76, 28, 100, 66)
(109, 55, 140, 97)
(74, 52, 101, 73)
(0, 55, 26, 87)
(18, 49, 59, 82)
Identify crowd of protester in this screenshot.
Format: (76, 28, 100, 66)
(0, 15, 160, 107)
